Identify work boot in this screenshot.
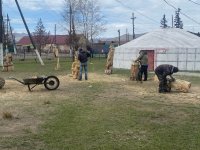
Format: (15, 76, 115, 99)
(159, 89, 164, 93)
(159, 87, 167, 93)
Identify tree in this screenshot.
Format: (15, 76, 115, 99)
(62, 0, 79, 61)
(174, 8, 183, 29)
(78, 0, 106, 42)
(33, 18, 50, 56)
(3, 20, 14, 53)
(62, 0, 105, 43)
(160, 14, 168, 28)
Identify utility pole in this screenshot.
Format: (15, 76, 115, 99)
(54, 24, 56, 45)
(172, 15, 174, 28)
(72, 12, 76, 62)
(128, 33, 129, 41)
(7, 14, 17, 54)
(5, 14, 9, 54)
(69, 4, 72, 44)
(118, 29, 120, 46)
(126, 28, 128, 42)
(69, 4, 73, 61)
(0, 0, 3, 66)
(131, 13, 136, 39)
(15, 0, 44, 65)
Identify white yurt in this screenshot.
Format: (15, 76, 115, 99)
(113, 28, 200, 71)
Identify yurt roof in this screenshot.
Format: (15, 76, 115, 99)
(117, 28, 200, 50)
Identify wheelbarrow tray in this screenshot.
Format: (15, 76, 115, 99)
(23, 77, 45, 85)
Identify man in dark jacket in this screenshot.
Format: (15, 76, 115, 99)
(155, 64, 179, 93)
(78, 48, 91, 80)
(135, 50, 148, 81)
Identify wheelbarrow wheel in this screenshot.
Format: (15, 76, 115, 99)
(44, 76, 60, 90)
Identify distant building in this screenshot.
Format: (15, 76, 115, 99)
(92, 33, 145, 54)
(16, 35, 70, 53)
(92, 39, 132, 54)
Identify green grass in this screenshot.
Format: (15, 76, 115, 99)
(1, 58, 200, 150)
(0, 57, 106, 78)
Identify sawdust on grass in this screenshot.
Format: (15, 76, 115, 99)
(0, 73, 200, 138)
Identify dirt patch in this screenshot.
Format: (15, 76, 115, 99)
(0, 73, 200, 137)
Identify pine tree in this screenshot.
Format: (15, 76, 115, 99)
(174, 8, 183, 29)
(3, 21, 14, 53)
(33, 18, 49, 56)
(160, 14, 168, 28)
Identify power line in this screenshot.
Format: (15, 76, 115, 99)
(162, 0, 200, 25)
(115, 0, 159, 24)
(162, 0, 177, 9)
(188, 0, 200, 5)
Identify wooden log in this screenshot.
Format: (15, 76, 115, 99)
(55, 57, 60, 70)
(105, 44, 115, 74)
(170, 79, 191, 93)
(71, 58, 80, 79)
(73, 66, 80, 79)
(104, 69, 112, 75)
(0, 77, 5, 89)
(130, 61, 139, 80)
(2, 53, 14, 72)
(153, 75, 191, 93)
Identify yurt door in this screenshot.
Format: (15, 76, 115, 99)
(147, 50, 154, 71)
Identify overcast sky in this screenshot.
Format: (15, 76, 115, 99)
(3, 0, 200, 38)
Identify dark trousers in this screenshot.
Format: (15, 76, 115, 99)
(79, 62, 88, 80)
(140, 65, 148, 81)
(155, 72, 168, 92)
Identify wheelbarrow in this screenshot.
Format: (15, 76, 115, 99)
(9, 75, 60, 91)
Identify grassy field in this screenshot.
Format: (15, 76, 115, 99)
(1, 58, 200, 150)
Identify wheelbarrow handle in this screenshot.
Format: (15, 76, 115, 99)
(9, 77, 25, 85)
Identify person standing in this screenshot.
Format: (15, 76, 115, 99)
(78, 48, 91, 80)
(135, 50, 148, 81)
(155, 64, 179, 93)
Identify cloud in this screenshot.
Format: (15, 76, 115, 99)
(43, 0, 64, 11)
(3, 0, 200, 38)
(3, 0, 43, 10)
(3, 0, 64, 11)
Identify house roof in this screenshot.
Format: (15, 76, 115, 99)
(17, 35, 69, 46)
(117, 28, 200, 50)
